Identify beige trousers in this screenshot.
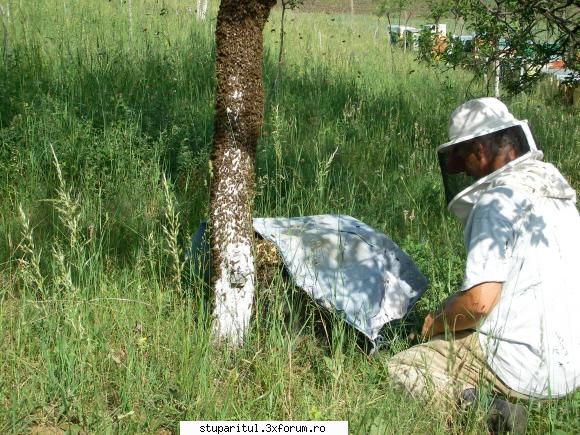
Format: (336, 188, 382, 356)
(387, 331, 528, 406)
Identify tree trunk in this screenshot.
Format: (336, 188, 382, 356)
(494, 58, 501, 98)
(197, 0, 208, 20)
(0, 1, 10, 63)
(209, 0, 275, 346)
(278, 2, 286, 66)
(128, 0, 133, 39)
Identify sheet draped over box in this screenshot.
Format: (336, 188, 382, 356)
(252, 215, 428, 344)
(191, 215, 428, 348)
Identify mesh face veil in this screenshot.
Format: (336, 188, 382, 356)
(436, 98, 543, 222)
(437, 122, 539, 207)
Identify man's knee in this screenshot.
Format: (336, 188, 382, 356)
(386, 342, 471, 404)
(387, 358, 432, 399)
(387, 346, 451, 400)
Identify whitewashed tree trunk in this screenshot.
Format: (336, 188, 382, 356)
(209, 0, 275, 346)
(3, 0, 10, 54)
(484, 57, 488, 90)
(128, 0, 133, 40)
(197, 0, 208, 20)
(210, 147, 255, 345)
(0, 2, 9, 60)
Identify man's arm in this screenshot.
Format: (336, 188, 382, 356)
(421, 282, 502, 339)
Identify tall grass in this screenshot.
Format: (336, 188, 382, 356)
(0, 1, 578, 433)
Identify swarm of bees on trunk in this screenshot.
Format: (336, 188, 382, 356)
(253, 236, 289, 317)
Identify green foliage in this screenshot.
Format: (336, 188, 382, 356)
(425, 0, 451, 23)
(0, 2, 578, 433)
(420, 0, 580, 95)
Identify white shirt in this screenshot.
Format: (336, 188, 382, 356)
(460, 162, 580, 397)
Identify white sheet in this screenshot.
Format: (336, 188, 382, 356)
(252, 215, 428, 343)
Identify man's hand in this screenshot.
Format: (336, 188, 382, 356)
(421, 282, 503, 340)
(421, 311, 437, 338)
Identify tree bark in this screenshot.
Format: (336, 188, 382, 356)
(209, 0, 275, 346)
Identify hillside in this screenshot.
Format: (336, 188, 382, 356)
(288, 0, 430, 16)
(294, 0, 378, 15)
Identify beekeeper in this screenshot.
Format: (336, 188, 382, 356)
(387, 98, 580, 432)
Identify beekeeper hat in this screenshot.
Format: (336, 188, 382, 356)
(436, 97, 541, 209)
(437, 97, 521, 153)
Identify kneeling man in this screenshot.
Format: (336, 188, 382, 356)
(388, 98, 580, 433)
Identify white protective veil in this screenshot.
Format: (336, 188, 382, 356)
(436, 98, 543, 223)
